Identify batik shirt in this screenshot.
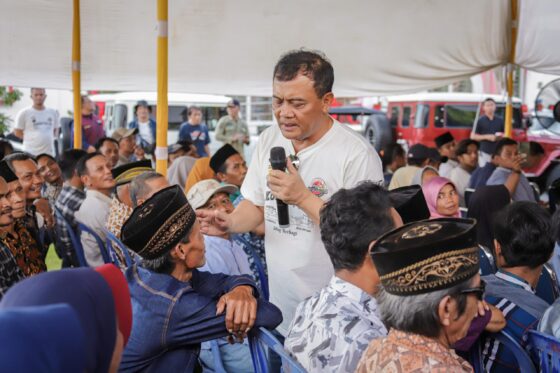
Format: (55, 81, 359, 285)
(356, 329, 474, 373)
(232, 194, 267, 293)
(4, 220, 46, 276)
(0, 240, 24, 298)
(106, 196, 133, 239)
(285, 276, 387, 373)
(54, 185, 86, 266)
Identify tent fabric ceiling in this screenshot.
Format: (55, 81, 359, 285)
(0, 0, 558, 96)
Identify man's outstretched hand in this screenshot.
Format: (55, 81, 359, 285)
(196, 209, 231, 236)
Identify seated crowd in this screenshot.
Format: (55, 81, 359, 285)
(1, 65, 560, 373)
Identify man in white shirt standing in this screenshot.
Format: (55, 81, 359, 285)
(75, 152, 116, 266)
(14, 88, 60, 156)
(198, 50, 384, 336)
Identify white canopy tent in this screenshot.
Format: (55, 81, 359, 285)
(1, 0, 559, 97)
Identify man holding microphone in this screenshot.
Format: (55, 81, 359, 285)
(198, 50, 383, 336)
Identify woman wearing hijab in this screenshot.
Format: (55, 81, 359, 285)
(0, 304, 86, 372)
(467, 185, 510, 251)
(422, 176, 461, 218)
(0, 264, 132, 373)
(411, 165, 439, 186)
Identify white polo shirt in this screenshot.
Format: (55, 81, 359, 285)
(241, 119, 383, 334)
(15, 107, 60, 156)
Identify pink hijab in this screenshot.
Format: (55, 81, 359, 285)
(422, 176, 461, 218)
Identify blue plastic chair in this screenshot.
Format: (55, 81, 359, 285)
(536, 263, 560, 304)
(475, 331, 537, 373)
(104, 229, 135, 269)
(77, 222, 111, 264)
(234, 235, 269, 301)
(478, 245, 496, 276)
(53, 208, 88, 267)
(527, 330, 560, 373)
(249, 327, 305, 373)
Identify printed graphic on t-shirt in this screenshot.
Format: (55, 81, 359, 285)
(191, 130, 206, 142)
(31, 115, 54, 130)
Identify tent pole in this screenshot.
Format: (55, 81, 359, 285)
(504, 0, 518, 138)
(72, 0, 82, 149)
(155, 0, 168, 175)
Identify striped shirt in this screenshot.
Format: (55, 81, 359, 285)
(481, 270, 549, 372)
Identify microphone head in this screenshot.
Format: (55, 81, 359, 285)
(270, 147, 287, 170)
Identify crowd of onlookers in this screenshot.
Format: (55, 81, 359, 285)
(1, 51, 560, 373)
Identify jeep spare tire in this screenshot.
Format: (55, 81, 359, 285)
(365, 114, 392, 152)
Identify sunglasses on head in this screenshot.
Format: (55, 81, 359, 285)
(459, 279, 486, 300)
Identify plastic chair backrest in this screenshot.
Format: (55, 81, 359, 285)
(465, 187, 475, 207)
(489, 331, 537, 373)
(235, 234, 269, 301)
(478, 245, 496, 275)
(527, 330, 560, 373)
(249, 327, 306, 373)
(104, 230, 134, 268)
(536, 263, 560, 304)
(77, 221, 111, 264)
(53, 208, 88, 267)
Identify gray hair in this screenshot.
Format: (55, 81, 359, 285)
(129, 171, 164, 208)
(376, 278, 473, 338)
(140, 229, 192, 274)
(4, 152, 36, 172)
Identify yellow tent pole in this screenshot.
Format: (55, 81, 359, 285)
(155, 0, 168, 175)
(72, 0, 82, 149)
(504, 0, 518, 138)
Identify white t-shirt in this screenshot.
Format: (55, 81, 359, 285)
(241, 119, 383, 334)
(15, 107, 60, 155)
(138, 121, 154, 145)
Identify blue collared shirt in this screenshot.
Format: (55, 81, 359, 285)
(199, 235, 252, 277)
(482, 270, 550, 372)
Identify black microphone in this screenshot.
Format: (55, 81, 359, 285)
(270, 146, 290, 228)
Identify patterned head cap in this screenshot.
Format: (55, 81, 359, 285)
(121, 185, 196, 260)
(371, 218, 479, 295)
(111, 160, 152, 186)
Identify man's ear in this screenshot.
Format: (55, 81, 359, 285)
(216, 172, 227, 183)
(170, 244, 187, 261)
(438, 295, 454, 327)
(322, 92, 334, 113)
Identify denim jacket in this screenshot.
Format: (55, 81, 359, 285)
(119, 265, 283, 372)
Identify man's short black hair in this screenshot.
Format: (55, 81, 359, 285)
(381, 143, 405, 170)
(77, 152, 102, 177)
(494, 201, 554, 269)
(273, 49, 334, 98)
(493, 138, 518, 157)
(483, 98, 496, 104)
(455, 139, 479, 157)
(36, 153, 56, 163)
(94, 137, 119, 151)
(59, 149, 87, 181)
(320, 181, 394, 271)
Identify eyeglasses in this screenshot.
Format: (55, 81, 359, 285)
(460, 280, 486, 300)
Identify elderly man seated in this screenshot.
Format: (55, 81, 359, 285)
(120, 185, 282, 372)
(357, 218, 482, 372)
(106, 160, 153, 238)
(285, 182, 400, 373)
